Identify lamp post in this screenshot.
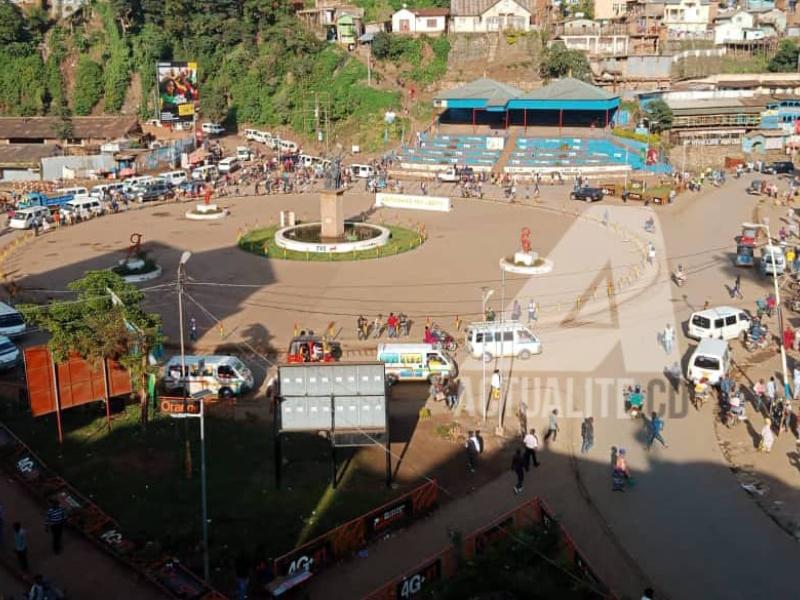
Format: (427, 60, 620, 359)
(480, 286, 494, 422)
(743, 223, 791, 398)
(176, 251, 211, 582)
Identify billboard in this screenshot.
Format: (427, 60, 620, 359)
(157, 62, 198, 124)
(277, 363, 387, 435)
(23, 346, 133, 417)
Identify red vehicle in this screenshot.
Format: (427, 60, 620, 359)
(737, 225, 758, 247)
(286, 334, 343, 363)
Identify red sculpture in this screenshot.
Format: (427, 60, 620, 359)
(126, 233, 142, 260)
(520, 227, 532, 254)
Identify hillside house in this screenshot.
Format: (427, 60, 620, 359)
(450, 0, 538, 32)
(391, 7, 449, 34)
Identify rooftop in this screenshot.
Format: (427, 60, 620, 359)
(450, 0, 536, 16)
(0, 144, 61, 167)
(0, 116, 140, 141)
(434, 78, 524, 107)
(521, 78, 618, 101)
(666, 96, 768, 115)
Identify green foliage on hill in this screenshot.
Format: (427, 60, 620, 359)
(73, 56, 104, 115)
(371, 33, 450, 85)
(0, 0, 401, 145)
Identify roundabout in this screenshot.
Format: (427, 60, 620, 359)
(185, 203, 230, 220)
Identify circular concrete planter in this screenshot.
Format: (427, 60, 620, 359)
(185, 203, 229, 220)
(499, 257, 554, 275)
(274, 222, 391, 254)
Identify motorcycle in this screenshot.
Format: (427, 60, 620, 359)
(692, 380, 711, 409)
(744, 331, 769, 352)
(644, 218, 655, 234)
(430, 324, 457, 352)
(672, 270, 687, 287)
(623, 386, 645, 418)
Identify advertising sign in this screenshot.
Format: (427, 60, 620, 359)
(374, 193, 451, 213)
(157, 62, 199, 124)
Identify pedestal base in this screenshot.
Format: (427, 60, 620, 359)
(514, 251, 538, 266)
(320, 189, 345, 239)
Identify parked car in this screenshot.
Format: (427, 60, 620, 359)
(762, 161, 795, 175)
(201, 122, 225, 135)
(136, 180, 174, 202)
(570, 186, 604, 202)
(0, 336, 20, 370)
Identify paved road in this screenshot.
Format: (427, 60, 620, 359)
(0, 476, 167, 599)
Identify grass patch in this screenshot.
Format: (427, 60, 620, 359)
(239, 224, 425, 261)
(0, 403, 401, 587)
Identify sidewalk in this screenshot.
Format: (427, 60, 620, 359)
(0, 476, 167, 599)
(302, 429, 650, 599)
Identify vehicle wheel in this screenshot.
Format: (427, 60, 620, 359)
(219, 387, 234, 399)
(482, 352, 493, 363)
(518, 349, 531, 360)
(331, 346, 343, 360)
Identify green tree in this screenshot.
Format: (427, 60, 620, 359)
(768, 39, 799, 73)
(20, 271, 162, 428)
(539, 43, 591, 81)
(0, 0, 29, 46)
(642, 99, 673, 131)
(73, 56, 104, 115)
(371, 31, 392, 60)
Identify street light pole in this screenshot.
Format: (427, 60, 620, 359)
(177, 251, 210, 582)
(480, 287, 494, 423)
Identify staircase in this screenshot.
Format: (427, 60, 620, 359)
(493, 129, 518, 175)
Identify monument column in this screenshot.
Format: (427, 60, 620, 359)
(320, 188, 345, 241)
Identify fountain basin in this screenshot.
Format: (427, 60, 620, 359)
(275, 222, 391, 254)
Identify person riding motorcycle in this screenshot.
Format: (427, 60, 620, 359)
(645, 216, 655, 232)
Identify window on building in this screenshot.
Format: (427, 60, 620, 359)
(426, 18, 437, 28)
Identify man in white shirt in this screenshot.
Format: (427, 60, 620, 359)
(522, 428, 540, 470)
(490, 369, 501, 400)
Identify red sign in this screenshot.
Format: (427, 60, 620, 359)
(23, 346, 133, 417)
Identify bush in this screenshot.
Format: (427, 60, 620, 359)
(73, 56, 104, 115)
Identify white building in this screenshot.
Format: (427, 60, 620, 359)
(450, 0, 536, 33)
(663, 0, 712, 34)
(713, 10, 755, 44)
(553, 35, 629, 56)
(392, 7, 449, 34)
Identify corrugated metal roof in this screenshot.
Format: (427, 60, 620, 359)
(434, 78, 524, 106)
(0, 144, 61, 167)
(520, 77, 617, 101)
(412, 7, 450, 16)
(451, 0, 536, 16)
(0, 117, 140, 141)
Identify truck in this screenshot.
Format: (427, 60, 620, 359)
(18, 191, 74, 211)
(437, 165, 473, 183)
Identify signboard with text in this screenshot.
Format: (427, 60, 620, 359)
(374, 193, 451, 213)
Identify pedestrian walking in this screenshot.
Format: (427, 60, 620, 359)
(646, 412, 668, 449)
(732, 275, 743, 299)
(759, 418, 775, 452)
(13, 522, 28, 571)
(28, 574, 45, 600)
(527, 298, 537, 324)
(544, 409, 559, 442)
(662, 323, 675, 354)
(465, 430, 482, 472)
(386, 312, 399, 338)
(511, 299, 521, 321)
(490, 369, 502, 401)
(580, 417, 594, 453)
(522, 428, 540, 469)
(45, 499, 66, 555)
(612, 448, 630, 492)
(372, 314, 383, 339)
(766, 376, 777, 412)
(511, 449, 526, 494)
(793, 366, 800, 401)
(189, 317, 198, 342)
(647, 242, 656, 265)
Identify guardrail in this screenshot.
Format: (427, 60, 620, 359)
(363, 497, 614, 600)
(0, 422, 225, 599)
(272, 480, 438, 579)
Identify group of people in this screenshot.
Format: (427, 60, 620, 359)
(356, 313, 409, 340)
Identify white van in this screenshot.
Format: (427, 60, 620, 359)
(191, 165, 219, 181)
(760, 244, 786, 276)
(244, 129, 260, 141)
(278, 139, 298, 154)
(687, 306, 751, 341)
(62, 197, 103, 218)
(218, 157, 241, 173)
(91, 183, 124, 199)
(162, 355, 254, 398)
(161, 170, 188, 187)
(57, 186, 89, 198)
(0, 302, 26, 338)
(123, 176, 153, 192)
(201, 122, 225, 135)
(254, 131, 273, 145)
(687, 338, 730, 385)
(9, 206, 49, 229)
(236, 147, 254, 161)
(377, 343, 458, 383)
(350, 164, 375, 179)
(465, 321, 542, 362)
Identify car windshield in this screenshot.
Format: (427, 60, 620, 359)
(694, 356, 720, 370)
(0, 340, 16, 354)
(0, 313, 23, 328)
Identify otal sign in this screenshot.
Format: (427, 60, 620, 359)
(375, 193, 451, 212)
